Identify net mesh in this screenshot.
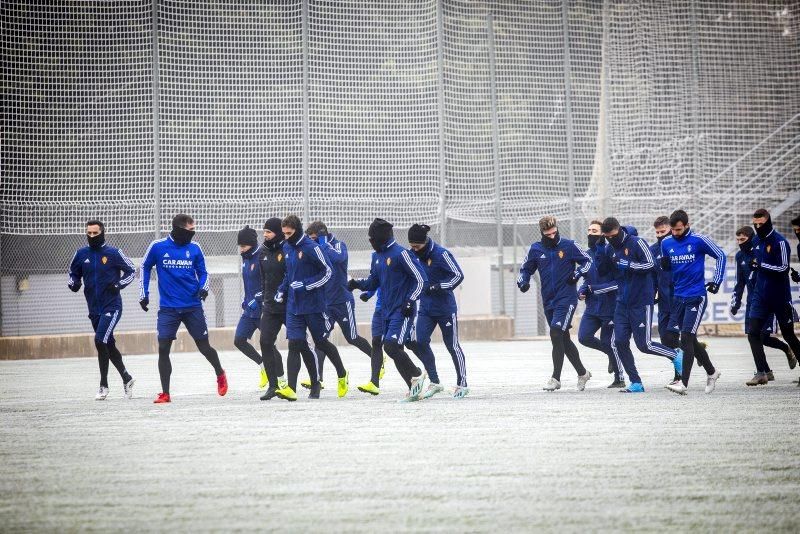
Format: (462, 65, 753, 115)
(2, 0, 798, 337)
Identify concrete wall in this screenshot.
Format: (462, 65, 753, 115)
(0, 315, 514, 360)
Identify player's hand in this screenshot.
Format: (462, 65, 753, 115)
(347, 279, 360, 291)
(68, 281, 81, 293)
(290, 281, 304, 290)
(705, 282, 720, 294)
(617, 259, 630, 270)
(518, 283, 530, 293)
(198, 289, 209, 301)
(274, 291, 284, 303)
(567, 272, 580, 285)
(791, 268, 800, 283)
(139, 297, 149, 312)
(426, 283, 443, 294)
(359, 292, 371, 303)
(730, 304, 739, 316)
(107, 283, 120, 294)
(402, 299, 415, 317)
(578, 292, 586, 301)
(317, 235, 328, 246)
(749, 258, 760, 270)
(660, 256, 670, 270)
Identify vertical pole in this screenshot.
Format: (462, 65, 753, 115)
(487, 14, 505, 316)
(599, 0, 611, 217)
(152, 0, 161, 238)
(301, 0, 311, 224)
(512, 217, 518, 328)
(436, 0, 447, 245)
(689, 0, 701, 216)
(561, 0, 577, 239)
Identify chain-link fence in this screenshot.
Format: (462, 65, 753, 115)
(2, 0, 799, 337)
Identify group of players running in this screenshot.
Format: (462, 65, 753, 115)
(68, 208, 800, 402)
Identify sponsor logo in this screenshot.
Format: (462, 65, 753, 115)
(555, 322, 561, 326)
(163, 253, 170, 258)
(105, 312, 112, 317)
(690, 307, 697, 311)
(84, 259, 90, 263)
(446, 322, 451, 326)
(638, 322, 646, 327)
(540, 254, 546, 259)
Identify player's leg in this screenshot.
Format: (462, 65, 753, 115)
(407, 311, 441, 387)
(383, 311, 425, 400)
(631, 304, 680, 383)
(760, 316, 792, 375)
(89, 314, 110, 398)
(183, 308, 226, 396)
(95, 310, 133, 399)
(746, 312, 770, 386)
(154, 308, 182, 402)
(259, 311, 286, 400)
(340, 300, 372, 357)
(358, 308, 385, 394)
(606, 326, 626, 388)
(773, 302, 800, 371)
(560, 304, 589, 388)
(614, 306, 643, 392)
(577, 313, 605, 361)
(441, 313, 469, 396)
(307, 313, 348, 397)
(233, 314, 265, 387)
(277, 314, 309, 401)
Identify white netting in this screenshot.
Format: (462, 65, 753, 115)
(158, 0, 304, 231)
(1, 0, 154, 235)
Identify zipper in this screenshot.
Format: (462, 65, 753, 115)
(92, 249, 99, 313)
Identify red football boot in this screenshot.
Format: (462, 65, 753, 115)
(153, 392, 171, 403)
(217, 371, 228, 396)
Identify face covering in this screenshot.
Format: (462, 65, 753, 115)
(794, 229, 800, 241)
(672, 227, 689, 240)
(541, 232, 559, 248)
(87, 233, 105, 249)
(656, 234, 667, 244)
(286, 228, 302, 245)
(607, 230, 626, 249)
(587, 234, 602, 248)
(738, 239, 753, 254)
(755, 218, 773, 239)
(264, 235, 282, 250)
(171, 226, 195, 246)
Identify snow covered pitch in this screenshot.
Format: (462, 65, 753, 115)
(1, 338, 798, 531)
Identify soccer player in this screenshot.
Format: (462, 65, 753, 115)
(600, 217, 681, 393)
(577, 220, 624, 388)
(348, 218, 428, 400)
(744, 209, 800, 386)
(660, 210, 724, 395)
(517, 216, 592, 392)
(68, 219, 136, 400)
(407, 223, 469, 399)
(302, 221, 373, 388)
(233, 226, 267, 388)
(650, 216, 674, 346)
(275, 215, 348, 400)
(139, 214, 227, 403)
(792, 216, 800, 263)
(356, 285, 387, 395)
(731, 226, 795, 383)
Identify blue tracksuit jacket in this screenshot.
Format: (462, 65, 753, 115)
(353, 240, 428, 315)
(69, 244, 136, 314)
(319, 234, 352, 306)
(661, 230, 726, 298)
(603, 229, 657, 308)
(140, 236, 210, 309)
(240, 245, 263, 319)
(517, 237, 592, 310)
(752, 229, 792, 303)
(650, 239, 673, 307)
(415, 239, 464, 316)
(580, 242, 617, 318)
(278, 234, 332, 315)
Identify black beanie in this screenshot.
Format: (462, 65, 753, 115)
(237, 225, 258, 247)
(408, 224, 430, 244)
(368, 218, 394, 246)
(263, 217, 282, 236)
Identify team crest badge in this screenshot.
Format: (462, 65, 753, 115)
(687, 244, 692, 252)
(250, 264, 255, 271)
(427, 259, 432, 266)
(278, 253, 283, 262)
(299, 251, 303, 259)
(185, 250, 190, 258)
(558, 250, 564, 259)
(766, 245, 771, 253)
(101, 256, 108, 264)
(624, 248, 629, 256)
(386, 258, 392, 266)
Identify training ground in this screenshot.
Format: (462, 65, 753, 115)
(1, 337, 798, 532)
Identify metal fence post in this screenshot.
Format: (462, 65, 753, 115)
(562, 0, 577, 239)
(301, 0, 311, 224)
(152, 0, 161, 238)
(487, 14, 505, 316)
(436, 0, 447, 246)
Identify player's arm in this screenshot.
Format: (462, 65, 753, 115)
(434, 250, 464, 292)
(590, 280, 618, 294)
(327, 239, 347, 266)
(730, 255, 746, 313)
(756, 240, 789, 273)
(569, 243, 592, 282)
(699, 235, 726, 288)
(68, 251, 83, 291)
(517, 245, 538, 291)
(114, 249, 137, 290)
(302, 244, 333, 290)
(139, 242, 158, 301)
(400, 249, 427, 301)
(625, 239, 655, 272)
(194, 245, 210, 298)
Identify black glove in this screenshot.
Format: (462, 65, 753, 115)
(198, 289, 208, 301)
(705, 282, 719, 294)
(426, 283, 443, 294)
(347, 279, 360, 291)
(107, 283, 120, 294)
(359, 292, 370, 303)
(660, 255, 671, 270)
(749, 258, 760, 271)
(139, 297, 149, 312)
(402, 299, 415, 317)
(730, 304, 740, 316)
(566, 273, 580, 285)
(519, 283, 530, 293)
(68, 282, 81, 293)
(584, 285, 594, 296)
(791, 268, 800, 283)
